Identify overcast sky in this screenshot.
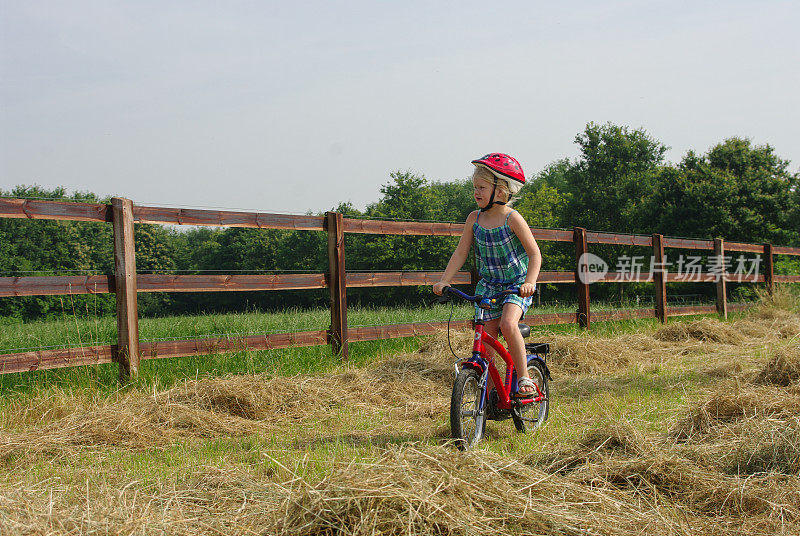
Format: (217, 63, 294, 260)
(2, 1, 798, 215)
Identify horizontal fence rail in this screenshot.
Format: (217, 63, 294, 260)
(1, 197, 799, 379)
(0, 198, 111, 222)
(4, 271, 791, 298)
(134, 206, 326, 230)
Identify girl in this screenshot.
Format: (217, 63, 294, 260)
(433, 153, 542, 398)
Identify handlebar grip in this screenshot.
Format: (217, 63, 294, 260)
(436, 286, 453, 304)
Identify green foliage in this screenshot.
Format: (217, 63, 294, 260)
(646, 138, 798, 244)
(562, 122, 668, 233)
(0, 186, 116, 319)
(1, 126, 798, 322)
(515, 180, 569, 230)
(515, 180, 572, 279)
(345, 171, 469, 305)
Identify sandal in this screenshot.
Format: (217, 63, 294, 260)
(512, 376, 537, 400)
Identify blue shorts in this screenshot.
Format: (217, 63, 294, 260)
(473, 280, 534, 321)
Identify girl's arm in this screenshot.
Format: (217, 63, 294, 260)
(433, 210, 478, 295)
(508, 211, 542, 297)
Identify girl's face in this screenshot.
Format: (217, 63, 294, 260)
(472, 177, 494, 209)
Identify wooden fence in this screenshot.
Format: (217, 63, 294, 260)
(1, 197, 799, 381)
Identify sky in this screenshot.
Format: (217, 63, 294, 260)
(1, 1, 798, 215)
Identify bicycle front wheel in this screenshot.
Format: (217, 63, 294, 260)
(450, 369, 486, 450)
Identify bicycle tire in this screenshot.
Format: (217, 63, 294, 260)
(514, 359, 550, 432)
(450, 369, 486, 450)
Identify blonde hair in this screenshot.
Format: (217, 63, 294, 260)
(472, 166, 521, 204)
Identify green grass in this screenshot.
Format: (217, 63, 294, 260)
(0, 299, 680, 353)
(0, 299, 744, 399)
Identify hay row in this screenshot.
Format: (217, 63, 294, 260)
(0, 290, 798, 535)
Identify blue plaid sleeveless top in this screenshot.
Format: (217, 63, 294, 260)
(472, 211, 533, 319)
(473, 211, 529, 287)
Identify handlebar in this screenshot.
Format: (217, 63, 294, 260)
(437, 286, 519, 309)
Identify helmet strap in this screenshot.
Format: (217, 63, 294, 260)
(480, 183, 507, 212)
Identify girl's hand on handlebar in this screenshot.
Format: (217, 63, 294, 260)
(432, 281, 449, 296)
(519, 282, 536, 297)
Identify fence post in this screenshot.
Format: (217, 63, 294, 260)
(326, 211, 349, 359)
(111, 197, 140, 382)
(714, 238, 727, 319)
(574, 227, 590, 329)
(653, 234, 667, 323)
(764, 243, 774, 295)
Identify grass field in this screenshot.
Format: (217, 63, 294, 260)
(1, 289, 798, 535)
(0, 299, 664, 394)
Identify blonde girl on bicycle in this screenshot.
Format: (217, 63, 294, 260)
(433, 153, 542, 398)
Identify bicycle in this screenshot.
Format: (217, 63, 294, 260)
(437, 286, 551, 449)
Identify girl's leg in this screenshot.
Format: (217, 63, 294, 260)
(499, 303, 534, 394)
(483, 318, 501, 390)
(483, 318, 501, 342)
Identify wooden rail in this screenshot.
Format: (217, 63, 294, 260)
(135, 205, 325, 230)
(0, 198, 111, 223)
(1, 196, 798, 379)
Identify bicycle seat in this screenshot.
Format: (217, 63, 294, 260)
(525, 342, 550, 355)
(518, 323, 531, 338)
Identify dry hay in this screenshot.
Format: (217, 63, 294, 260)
(3, 293, 800, 535)
(273, 443, 692, 536)
(673, 362, 800, 476)
(0, 463, 286, 536)
(0, 391, 270, 465)
(735, 315, 800, 340)
(545, 332, 671, 375)
(420, 327, 669, 376)
(532, 421, 797, 517)
(4, 440, 796, 536)
(670, 383, 800, 441)
(0, 351, 454, 465)
(736, 286, 800, 339)
(568, 452, 799, 520)
(531, 421, 647, 474)
(529, 420, 799, 525)
(165, 351, 451, 419)
(369, 352, 453, 388)
(752, 344, 800, 386)
(654, 317, 746, 344)
(416, 327, 475, 358)
(752, 285, 800, 316)
(682, 414, 800, 476)
(275, 441, 800, 536)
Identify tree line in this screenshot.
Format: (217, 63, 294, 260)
(1, 122, 798, 321)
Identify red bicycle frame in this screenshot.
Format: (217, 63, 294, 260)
(465, 323, 546, 409)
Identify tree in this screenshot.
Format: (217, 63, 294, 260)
(563, 122, 668, 233)
(647, 138, 798, 244)
(0, 186, 118, 319)
(515, 181, 570, 230)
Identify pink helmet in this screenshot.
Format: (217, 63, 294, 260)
(471, 153, 525, 187)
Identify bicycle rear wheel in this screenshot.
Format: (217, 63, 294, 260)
(450, 369, 486, 450)
(515, 359, 549, 432)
